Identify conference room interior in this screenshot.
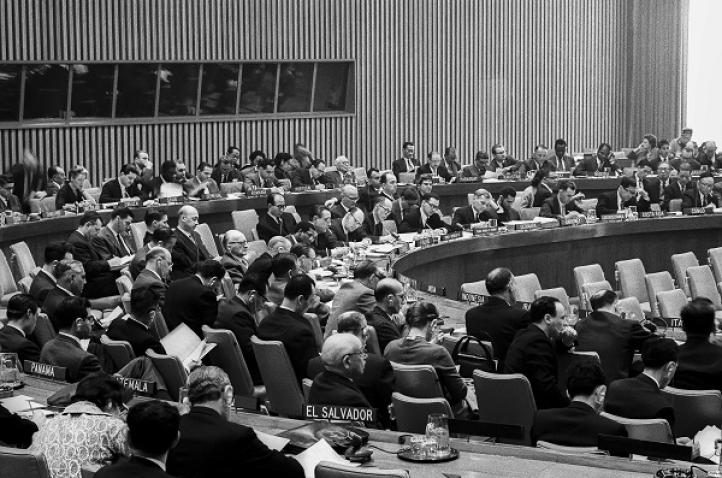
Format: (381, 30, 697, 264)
(2, 0, 722, 477)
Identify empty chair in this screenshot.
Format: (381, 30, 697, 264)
(250, 336, 305, 418)
(709, 248, 722, 284)
(195, 223, 219, 257)
(246, 240, 267, 260)
(671, 252, 699, 297)
(100, 335, 135, 372)
(302, 378, 313, 401)
(146, 350, 188, 402)
(39, 196, 57, 214)
(10, 241, 38, 279)
(616, 297, 645, 321)
(390, 362, 444, 399)
(231, 210, 260, 241)
(474, 370, 537, 445)
(687, 265, 722, 309)
(513, 273, 541, 304)
(129, 221, 148, 249)
(520, 207, 540, 220)
(600, 412, 674, 443)
(391, 392, 453, 433)
(644, 272, 675, 319)
(615, 259, 650, 314)
(284, 205, 302, 223)
(459, 280, 488, 302)
(0, 446, 52, 478)
(657, 289, 688, 324)
(574, 264, 605, 311)
(202, 326, 265, 402)
(534, 287, 570, 311)
(316, 461, 409, 478)
(668, 198, 683, 212)
(0, 252, 20, 306)
(661, 387, 722, 439)
(18, 276, 33, 294)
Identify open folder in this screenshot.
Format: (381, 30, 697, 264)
(160, 323, 216, 370)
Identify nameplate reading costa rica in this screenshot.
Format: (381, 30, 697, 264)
(23, 360, 66, 381)
(303, 405, 377, 422)
(114, 377, 156, 395)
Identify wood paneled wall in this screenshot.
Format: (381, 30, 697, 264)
(0, 0, 687, 185)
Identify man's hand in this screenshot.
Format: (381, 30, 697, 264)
(107, 257, 126, 269)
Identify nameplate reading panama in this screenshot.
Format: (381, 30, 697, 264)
(23, 360, 66, 381)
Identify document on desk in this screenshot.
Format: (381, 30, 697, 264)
(295, 439, 358, 478)
(1, 395, 46, 414)
(256, 430, 290, 451)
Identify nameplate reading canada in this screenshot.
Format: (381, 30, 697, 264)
(304, 405, 377, 422)
(23, 360, 66, 381)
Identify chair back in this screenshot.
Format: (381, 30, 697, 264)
(85, 187, 101, 203)
(600, 412, 674, 443)
(0, 252, 18, 296)
(615, 259, 648, 303)
(195, 223, 219, 257)
(146, 350, 188, 401)
(390, 362, 444, 398)
(662, 387, 722, 438)
(556, 351, 600, 396)
(246, 240, 267, 260)
(644, 272, 675, 318)
(39, 196, 57, 213)
(100, 335, 135, 372)
(519, 207, 540, 220)
(473, 370, 536, 445)
(581, 280, 613, 311)
(202, 325, 255, 398)
(302, 378, 313, 401)
(151, 310, 170, 339)
(616, 297, 645, 321)
(398, 172, 415, 184)
(284, 205, 302, 223)
(18, 276, 33, 294)
(656, 289, 687, 323)
(0, 445, 52, 478)
(709, 247, 722, 284)
(31, 313, 56, 347)
(534, 287, 570, 311)
(9, 242, 36, 279)
(580, 198, 598, 212)
(115, 275, 133, 296)
(391, 392, 453, 434)
(687, 265, 722, 309)
(671, 251, 699, 296)
(231, 210, 260, 242)
(316, 461, 409, 478)
(513, 273, 541, 304)
(365, 325, 381, 355)
(220, 275, 236, 299)
(459, 280, 488, 302)
(250, 336, 305, 418)
(668, 198, 683, 212)
(129, 222, 148, 250)
(305, 314, 323, 351)
(573, 264, 605, 310)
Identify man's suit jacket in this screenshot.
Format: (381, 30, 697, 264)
(392, 157, 420, 179)
(361, 215, 397, 241)
(211, 167, 243, 185)
(96, 456, 173, 478)
(605, 373, 675, 426)
(106, 317, 166, 358)
(163, 276, 218, 338)
(256, 212, 297, 243)
(325, 281, 376, 337)
(92, 226, 137, 260)
(451, 205, 497, 226)
(42, 286, 73, 331)
(398, 208, 456, 233)
(183, 177, 220, 197)
(245, 252, 273, 285)
(672, 335, 722, 393)
(642, 177, 662, 204)
(0, 325, 40, 363)
(308, 370, 372, 409)
(67, 230, 117, 298)
(544, 154, 575, 172)
(697, 151, 721, 167)
(574, 311, 654, 383)
(539, 195, 584, 218)
(39, 333, 102, 383)
(29, 269, 56, 304)
(328, 219, 367, 244)
(498, 204, 522, 222)
(55, 183, 86, 208)
(595, 191, 651, 217)
(256, 307, 317, 382)
(503, 324, 570, 409)
(681, 189, 721, 209)
(532, 401, 627, 447)
(663, 180, 689, 210)
(132, 269, 168, 307)
(461, 164, 489, 178)
(465, 296, 530, 368)
(287, 167, 314, 188)
(358, 185, 382, 212)
(415, 163, 452, 182)
(572, 156, 620, 176)
(171, 229, 211, 281)
(99, 178, 143, 203)
(324, 170, 355, 188)
(167, 406, 303, 478)
(366, 306, 402, 354)
(219, 253, 247, 284)
(214, 296, 261, 385)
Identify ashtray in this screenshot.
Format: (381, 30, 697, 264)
(397, 447, 459, 463)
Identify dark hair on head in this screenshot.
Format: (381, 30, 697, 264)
(529, 296, 561, 323)
(55, 296, 90, 330)
(295, 221, 314, 233)
(120, 164, 140, 176)
(258, 157, 275, 169)
(111, 206, 134, 220)
(130, 286, 161, 318)
(644, 134, 658, 149)
(270, 253, 297, 277)
(144, 209, 167, 227)
(402, 187, 420, 202)
(554, 138, 567, 148)
(196, 260, 226, 280)
(226, 146, 239, 155)
(312, 158, 326, 168)
(72, 373, 132, 409)
(619, 176, 636, 189)
(530, 169, 549, 187)
(354, 260, 378, 280)
(160, 160, 177, 175)
(681, 297, 716, 336)
(491, 144, 504, 155)
(196, 161, 212, 172)
(337, 311, 366, 333)
(134, 149, 147, 159)
(152, 228, 175, 245)
(589, 290, 617, 311)
(79, 210, 102, 228)
(417, 173, 433, 185)
(274, 152, 293, 166)
(566, 360, 606, 397)
(699, 171, 715, 180)
(444, 146, 455, 156)
(557, 179, 576, 192)
(421, 192, 439, 203)
(127, 400, 180, 455)
(44, 241, 72, 264)
(405, 301, 439, 329)
(367, 167, 380, 177)
(403, 141, 414, 149)
(68, 167, 86, 180)
(499, 187, 516, 198)
(7, 294, 38, 322)
(658, 139, 670, 148)
(597, 142, 612, 152)
(475, 151, 489, 162)
(48, 165, 62, 180)
(312, 204, 330, 218)
(283, 274, 315, 299)
(641, 337, 679, 368)
(290, 243, 313, 259)
(267, 192, 284, 206)
(238, 273, 266, 296)
(534, 144, 548, 152)
(485, 268, 513, 295)
(249, 150, 266, 161)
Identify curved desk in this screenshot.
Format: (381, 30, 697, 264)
(392, 215, 722, 300)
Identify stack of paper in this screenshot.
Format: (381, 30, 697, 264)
(160, 323, 216, 370)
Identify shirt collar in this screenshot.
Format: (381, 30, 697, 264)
(59, 331, 82, 346)
(128, 316, 150, 330)
(642, 371, 661, 389)
(57, 285, 75, 296)
(134, 456, 166, 472)
(7, 323, 26, 337)
(177, 227, 194, 239)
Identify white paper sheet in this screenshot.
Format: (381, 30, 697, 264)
(256, 430, 290, 451)
(295, 439, 358, 478)
(0, 394, 45, 413)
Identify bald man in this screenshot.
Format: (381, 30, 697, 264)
(220, 230, 250, 284)
(362, 196, 397, 242)
(132, 247, 172, 307)
(308, 334, 371, 409)
(329, 208, 368, 244)
(330, 185, 359, 219)
(452, 188, 499, 227)
(171, 205, 211, 280)
(325, 156, 356, 188)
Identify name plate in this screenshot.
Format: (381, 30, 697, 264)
(119, 198, 142, 207)
(200, 193, 222, 201)
(395, 274, 418, 289)
(683, 207, 707, 216)
(24, 360, 66, 381)
(291, 185, 311, 193)
(601, 213, 625, 223)
(691, 170, 703, 176)
(303, 405, 377, 423)
(443, 230, 463, 241)
(115, 376, 157, 396)
(559, 217, 581, 227)
(471, 225, 498, 236)
(159, 195, 184, 204)
(457, 176, 482, 183)
(509, 222, 540, 231)
(640, 211, 665, 219)
(553, 171, 571, 178)
(431, 176, 442, 184)
(245, 188, 271, 198)
(461, 292, 486, 304)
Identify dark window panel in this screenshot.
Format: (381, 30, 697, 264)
(0, 66, 21, 121)
(116, 64, 158, 118)
(239, 63, 277, 114)
(69, 64, 114, 118)
(199, 64, 239, 115)
(158, 63, 200, 116)
(314, 62, 350, 112)
(277, 63, 314, 113)
(23, 64, 69, 119)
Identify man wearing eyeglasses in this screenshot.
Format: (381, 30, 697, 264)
(256, 193, 297, 243)
(219, 230, 250, 284)
(329, 208, 369, 245)
(362, 196, 397, 242)
(399, 193, 458, 233)
(452, 188, 499, 227)
(682, 171, 721, 210)
(595, 176, 652, 218)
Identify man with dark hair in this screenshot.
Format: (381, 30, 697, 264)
(211, 155, 243, 185)
(532, 361, 627, 446)
(43, 260, 89, 329)
(99, 164, 142, 203)
(106, 286, 166, 357)
(544, 138, 574, 172)
(29, 242, 72, 303)
(172, 205, 211, 280)
(0, 294, 40, 363)
(167, 366, 303, 478)
(672, 298, 722, 392)
(663, 167, 693, 211)
(46, 165, 66, 196)
(452, 188, 499, 226)
(184, 162, 220, 198)
(265, 253, 299, 306)
(92, 206, 137, 260)
(164, 259, 225, 337)
(497, 187, 521, 221)
(256, 193, 297, 242)
(444, 146, 461, 178)
(392, 141, 419, 179)
(488, 144, 519, 173)
(379, 171, 398, 202)
(242, 157, 281, 189)
(604, 337, 678, 425)
(575, 289, 654, 383)
(682, 171, 720, 209)
(39, 296, 101, 382)
(146, 160, 182, 200)
(399, 192, 458, 233)
(572, 143, 620, 177)
(465, 268, 529, 368)
(325, 260, 381, 337)
(504, 296, 572, 409)
(289, 221, 318, 247)
(257, 274, 319, 382)
(366, 278, 405, 354)
(391, 187, 420, 226)
(358, 167, 382, 211)
(132, 247, 171, 306)
(415, 151, 453, 183)
(595, 175, 652, 217)
(97, 401, 180, 478)
(539, 179, 585, 219)
(144, 209, 169, 245)
(68, 211, 123, 298)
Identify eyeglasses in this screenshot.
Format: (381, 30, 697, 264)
(276, 204, 287, 209)
(344, 351, 368, 360)
(227, 241, 248, 246)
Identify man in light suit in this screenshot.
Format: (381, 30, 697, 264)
(219, 230, 250, 284)
(184, 162, 220, 198)
(544, 138, 575, 172)
(132, 247, 171, 307)
(324, 261, 381, 338)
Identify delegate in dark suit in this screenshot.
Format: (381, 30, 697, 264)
(256, 212, 297, 243)
(544, 154, 575, 172)
(67, 230, 118, 298)
(503, 324, 570, 409)
(167, 406, 303, 478)
(572, 156, 621, 177)
(42, 286, 73, 331)
(39, 333, 102, 383)
(358, 186, 382, 212)
(0, 403, 38, 448)
(539, 195, 584, 219)
(663, 179, 689, 211)
(0, 325, 41, 363)
(604, 373, 675, 426)
(415, 163, 452, 183)
(211, 168, 243, 185)
(574, 311, 654, 383)
(532, 401, 627, 446)
(29, 269, 56, 304)
(642, 177, 662, 205)
(99, 179, 143, 203)
(398, 208, 457, 233)
(55, 183, 86, 208)
(452, 205, 497, 227)
(171, 229, 211, 281)
(309, 370, 371, 408)
(328, 219, 367, 244)
(214, 297, 262, 385)
(106, 317, 166, 358)
(96, 456, 173, 478)
(366, 306, 402, 354)
(681, 189, 721, 209)
(392, 158, 420, 179)
(465, 296, 530, 368)
(595, 191, 651, 217)
(672, 336, 722, 393)
(132, 269, 168, 307)
(256, 307, 317, 382)
(163, 276, 219, 337)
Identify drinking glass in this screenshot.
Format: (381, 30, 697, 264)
(488, 218, 497, 228)
(0, 353, 19, 390)
(425, 413, 450, 456)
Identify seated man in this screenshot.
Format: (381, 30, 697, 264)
(362, 196, 397, 242)
(167, 366, 303, 478)
(91, 206, 137, 261)
(40, 296, 102, 383)
(147, 160, 183, 200)
(672, 298, 722, 392)
(0, 175, 21, 213)
(106, 286, 166, 357)
(604, 337, 677, 426)
(330, 185, 359, 219)
(443, 146, 461, 178)
(415, 151, 452, 183)
(130, 228, 176, 279)
(256, 193, 297, 243)
(488, 144, 519, 174)
(163, 260, 225, 337)
(143, 209, 169, 245)
(655, 163, 673, 209)
(0, 294, 41, 363)
(391, 187, 420, 226)
(358, 168, 383, 211)
(245, 236, 291, 285)
(46, 165, 66, 196)
(522, 144, 550, 174)
(539, 179, 585, 220)
(265, 253, 299, 306)
(326, 261, 381, 336)
(497, 187, 522, 222)
(324, 155, 356, 187)
(399, 193, 459, 233)
(329, 207, 369, 244)
(379, 171, 398, 202)
(184, 162, 220, 198)
(452, 188, 499, 226)
(595, 176, 651, 217)
(0, 403, 39, 449)
(682, 171, 720, 209)
(544, 138, 575, 172)
(572, 143, 620, 177)
(43, 260, 89, 330)
(29, 241, 72, 304)
(392, 141, 420, 179)
(211, 155, 243, 185)
(99, 163, 142, 203)
(461, 151, 491, 178)
(663, 167, 692, 211)
(415, 174, 434, 196)
(366, 278, 404, 353)
(132, 247, 171, 307)
(219, 230, 250, 284)
(171, 205, 211, 280)
(532, 361, 627, 446)
(242, 157, 282, 190)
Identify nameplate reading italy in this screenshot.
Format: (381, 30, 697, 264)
(304, 405, 377, 422)
(115, 376, 157, 396)
(23, 360, 66, 381)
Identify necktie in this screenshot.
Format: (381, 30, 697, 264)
(117, 234, 130, 256)
(558, 157, 565, 171)
(477, 213, 484, 223)
(121, 186, 129, 199)
(560, 202, 566, 216)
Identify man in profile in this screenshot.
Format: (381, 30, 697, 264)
(163, 260, 224, 337)
(415, 151, 452, 183)
(595, 176, 651, 217)
(326, 261, 380, 336)
(330, 184, 359, 219)
(106, 286, 166, 357)
(366, 278, 405, 353)
(539, 179, 585, 220)
(399, 193, 458, 233)
(29, 242, 72, 304)
(308, 334, 371, 409)
(497, 187, 522, 222)
(452, 188, 499, 226)
(99, 164, 142, 203)
(0, 294, 40, 363)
